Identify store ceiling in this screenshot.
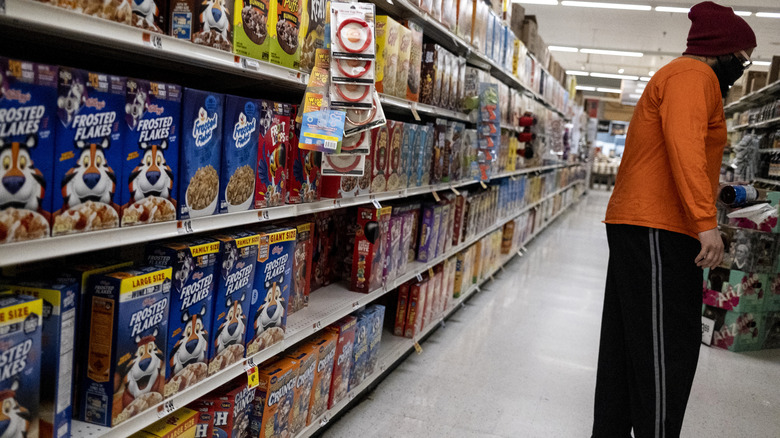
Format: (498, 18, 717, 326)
(518, 1, 780, 91)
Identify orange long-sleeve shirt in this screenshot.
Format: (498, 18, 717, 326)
(605, 57, 727, 239)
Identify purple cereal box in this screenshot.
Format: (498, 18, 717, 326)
(417, 203, 441, 262)
(219, 95, 260, 213)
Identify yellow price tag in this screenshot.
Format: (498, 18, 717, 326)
(432, 191, 441, 202)
(413, 341, 423, 354)
(428, 267, 435, 278)
(246, 366, 259, 389)
(480, 181, 488, 189)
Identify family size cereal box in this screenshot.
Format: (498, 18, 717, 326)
(1, 279, 75, 438)
(385, 120, 404, 192)
(395, 25, 412, 99)
(394, 281, 411, 336)
(299, 0, 327, 72)
(369, 125, 389, 193)
(234, 0, 272, 61)
(269, 0, 302, 69)
(220, 95, 260, 213)
(256, 102, 289, 208)
(348, 311, 371, 391)
(351, 206, 392, 293)
(375, 16, 400, 95)
(54, 68, 125, 236)
(128, 0, 167, 33)
(285, 345, 317, 435)
(209, 231, 259, 375)
(364, 304, 385, 377)
(251, 357, 298, 438)
(204, 381, 255, 438)
(246, 227, 295, 356)
(289, 221, 314, 314)
(193, 0, 234, 51)
(327, 315, 356, 408)
(405, 22, 423, 102)
(145, 238, 220, 397)
(305, 330, 336, 424)
(0, 295, 42, 438)
(129, 406, 198, 438)
(80, 266, 172, 427)
(180, 89, 223, 219)
(121, 79, 180, 227)
(0, 58, 57, 244)
(405, 280, 428, 338)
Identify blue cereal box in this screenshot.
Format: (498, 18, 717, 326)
(364, 304, 385, 377)
(220, 95, 260, 213)
(0, 278, 78, 438)
(121, 78, 181, 227)
(348, 310, 371, 391)
(246, 227, 296, 356)
(179, 89, 223, 219)
(0, 295, 43, 438)
(145, 238, 221, 398)
(401, 124, 417, 189)
(80, 266, 172, 427)
(208, 231, 259, 375)
(53, 68, 125, 236)
(0, 58, 57, 244)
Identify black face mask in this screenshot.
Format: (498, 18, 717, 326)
(711, 54, 747, 98)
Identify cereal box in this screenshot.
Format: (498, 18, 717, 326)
(54, 68, 125, 236)
(209, 231, 259, 375)
(256, 102, 289, 208)
(193, 0, 234, 51)
(180, 89, 224, 219)
(251, 357, 298, 438)
(129, 0, 167, 33)
(145, 238, 220, 397)
(287, 138, 322, 204)
(289, 221, 314, 314)
(0, 295, 42, 438)
(385, 120, 404, 191)
(246, 227, 295, 356)
(369, 125, 389, 193)
(233, 0, 271, 61)
(320, 172, 367, 198)
(395, 25, 412, 99)
(348, 311, 371, 391)
(351, 206, 392, 293)
(220, 95, 260, 213)
(384, 214, 403, 282)
(431, 118, 447, 184)
(394, 280, 411, 336)
(413, 124, 432, 187)
(400, 123, 417, 189)
(204, 381, 255, 438)
(417, 204, 441, 262)
(268, 0, 302, 69)
(420, 44, 438, 106)
(425, 268, 441, 325)
(169, 0, 196, 40)
(364, 304, 385, 377)
(284, 345, 317, 434)
(129, 407, 198, 438)
(299, 0, 327, 73)
(397, 211, 414, 275)
(405, 280, 428, 338)
(375, 16, 400, 95)
(121, 79, 180, 227)
(80, 266, 172, 427)
(304, 330, 336, 424)
(1, 279, 75, 438)
(0, 58, 57, 244)
(327, 315, 356, 409)
(405, 22, 423, 102)
(191, 401, 214, 438)
(437, 201, 451, 257)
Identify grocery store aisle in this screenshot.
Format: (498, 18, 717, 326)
(323, 191, 780, 438)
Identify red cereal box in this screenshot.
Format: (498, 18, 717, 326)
(256, 101, 289, 208)
(369, 126, 389, 193)
(385, 120, 404, 191)
(405, 279, 428, 338)
(288, 221, 314, 315)
(287, 105, 322, 203)
(351, 206, 393, 293)
(327, 315, 357, 409)
(394, 280, 411, 336)
(305, 331, 337, 425)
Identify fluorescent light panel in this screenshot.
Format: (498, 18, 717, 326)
(549, 45, 579, 52)
(561, 1, 651, 11)
(640, 76, 651, 81)
(753, 61, 771, 66)
(566, 70, 590, 76)
(597, 87, 623, 93)
(734, 11, 752, 16)
(756, 12, 780, 18)
(575, 86, 597, 91)
(513, 0, 559, 4)
(655, 6, 688, 13)
(629, 94, 643, 99)
(590, 72, 640, 80)
(580, 48, 644, 57)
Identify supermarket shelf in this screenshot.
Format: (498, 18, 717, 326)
(732, 116, 780, 132)
(0, 0, 308, 91)
(759, 149, 780, 154)
(724, 80, 780, 114)
(378, 93, 475, 123)
(754, 178, 780, 187)
(70, 179, 585, 438)
(0, 164, 577, 267)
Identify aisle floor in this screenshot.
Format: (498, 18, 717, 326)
(323, 191, 780, 438)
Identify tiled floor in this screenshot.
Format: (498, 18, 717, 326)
(322, 191, 780, 438)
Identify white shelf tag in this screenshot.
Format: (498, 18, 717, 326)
(142, 32, 163, 50)
(313, 321, 322, 331)
(416, 273, 423, 282)
(334, 199, 343, 208)
(372, 199, 382, 209)
(410, 102, 421, 121)
(432, 191, 441, 202)
(450, 185, 460, 196)
(320, 414, 330, 426)
(352, 301, 360, 310)
(157, 400, 175, 418)
(177, 220, 194, 234)
(288, 70, 301, 81)
(702, 316, 716, 346)
(258, 210, 271, 220)
(242, 57, 261, 71)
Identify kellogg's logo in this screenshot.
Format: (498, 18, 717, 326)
(272, 245, 283, 256)
(147, 104, 165, 116)
(232, 112, 257, 149)
(84, 97, 106, 110)
(5, 89, 31, 104)
(193, 107, 218, 147)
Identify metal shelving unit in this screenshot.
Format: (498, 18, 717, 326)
(69, 179, 586, 438)
(378, 93, 475, 123)
(724, 80, 780, 114)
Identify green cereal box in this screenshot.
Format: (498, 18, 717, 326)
(234, 0, 271, 61)
(269, 0, 302, 69)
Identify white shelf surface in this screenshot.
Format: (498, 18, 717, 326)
(379, 93, 475, 123)
(70, 180, 585, 438)
(724, 80, 780, 114)
(0, 164, 580, 267)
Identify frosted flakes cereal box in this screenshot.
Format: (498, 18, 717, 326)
(327, 315, 356, 409)
(364, 304, 385, 377)
(0, 295, 42, 438)
(80, 266, 172, 427)
(348, 310, 371, 391)
(208, 231, 259, 375)
(251, 357, 297, 438)
(130, 0, 168, 33)
(284, 345, 316, 435)
(220, 95, 260, 214)
(54, 68, 125, 236)
(146, 238, 220, 397)
(256, 102, 289, 208)
(0, 58, 57, 244)
(304, 330, 336, 425)
(0, 278, 78, 438)
(121, 79, 180, 227)
(246, 227, 295, 356)
(288, 221, 314, 315)
(180, 89, 223, 219)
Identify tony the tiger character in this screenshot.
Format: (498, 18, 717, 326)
(61, 137, 117, 209)
(122, 329, 164, 408)
(127, 140, 174, 204)
(131, 0, 161, 31)
(254, 276, 285, 336)
(0, 381, 30, 438)
(170, 306, 208, 375)
(0, 136, 46, 214)
(215, 292, 246, 353)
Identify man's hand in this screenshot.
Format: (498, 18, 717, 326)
(696, 228, 724, 269)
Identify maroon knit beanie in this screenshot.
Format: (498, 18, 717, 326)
(683, 1, 757, 57)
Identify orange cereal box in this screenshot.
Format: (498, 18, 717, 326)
(305, 331, 337, 425)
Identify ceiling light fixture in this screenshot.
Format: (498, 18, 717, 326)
(640, 76, 651, 81)
(655, 6, 688, 13)
(629, 94, 643, 99)
(648, 70, 655, 76)
(618, 68, 625, 73)
(734, 11, 752, 16)
(753, 61, 771, 66)
(561, 1, 651, 11)
(590, 72, 640, 80)
(549, 45, 579, 52)
(513, 0, 559, 4)
(756, 12, 780, 18)
(580, 48, 644, 57)
(597, 87, 623, 93)
(575, 86, 597, 91)
(566, 70, 590, 76)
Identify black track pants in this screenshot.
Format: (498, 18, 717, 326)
(592, 224, 703, 438)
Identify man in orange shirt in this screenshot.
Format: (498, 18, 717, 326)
(592, 3, 756, 437)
